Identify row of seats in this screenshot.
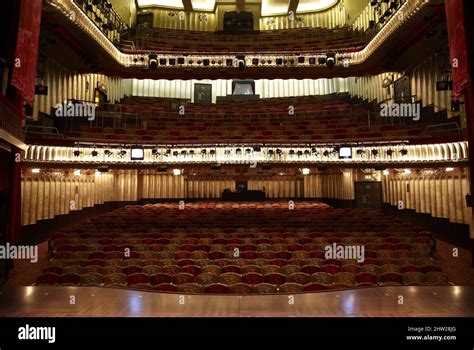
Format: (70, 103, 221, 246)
(127, 26, 366, 54)
(37, 202, 449, 293)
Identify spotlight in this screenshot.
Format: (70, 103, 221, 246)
(148, 54, 158, 69)
(152, 148, 160, 157)
(165, 149, 171, 156)
(188, 59, 194, 64)
(245, 148, 252, 154)
(356, 149, 365, 155)
(209, 150, 216, 155)
(386, 149, 394, 156)
(371, 149, 379, 156)
(289, 150, 295, 156)
(73, 150, 81, 157)
(118, 150, 127, 158)
(267, 59, 272, 64)
(32, 168, 40, 173)
(91, 150, 98, 157)
(326, 52, 336, 67)
(173, 151, 179, 157)
(201, 149, 207, 155)
(172, 169, 181, 176)
(400, 149, 408, 156)
(267, 149, 274, 156)
(181, 150, 187, 156)
(301, 168, 310, 175)
(104, 150, 113, 157)
(297, 150, 303, 157)
(323, 150, 330, 157)
(235, 148, 242, 155)
(370, 0, 378, 6)
(189, 150, 195, 156)
(318, 57, 326, 65)
(311, 147, 318, 154)
(276, 149, 283, 155)
(224, 149, 231, 155)
(304, 150, 311, 156)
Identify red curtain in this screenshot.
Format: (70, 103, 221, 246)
(11, 0, 42, 103)
(445, 0, 469, 98)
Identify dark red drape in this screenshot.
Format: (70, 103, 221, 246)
(11, 0, 42, 103)
(445, 0, 469, 98)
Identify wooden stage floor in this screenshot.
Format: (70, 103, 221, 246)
(0, 285, 473, 317)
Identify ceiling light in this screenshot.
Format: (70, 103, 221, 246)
(404, 169, 411, 175)
(32, 168, 40, 173)
(301, 168, 310, 175)
(446, 167, 454, 172)
(383, 170, 389, 176)
(172, 169, 181, 176)
(73, 169, 81, 176)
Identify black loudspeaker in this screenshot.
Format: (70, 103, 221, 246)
(297, 56, 305, 63)
(466, 194, 472, 207)
(203, 59, 210, 66)
(178, 57, 185, 64)
(159, 59, 167, 65)
(308, 57, 316, 65)
(169, 58, 176, 65)
(226, 59, 233, 66)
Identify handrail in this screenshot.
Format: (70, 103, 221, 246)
(24, 125, 64, 138)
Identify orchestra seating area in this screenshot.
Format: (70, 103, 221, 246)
(62, 97, 442, 144)
(36, 202, 449, 294)
(126, 26, 366, 54)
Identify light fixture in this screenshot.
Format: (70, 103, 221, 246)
(73, 150, 81, 157)
(95, 170, 101, 176)
(323, 150, 330, 157)
(400, 149, 408, 156)
(152, 148, 160, 157)
(301, 168, 310, 175)
(356, 149, 365, 155)
(172, 169, 181, 176)
(383, 170, 390, 176)
(118, 150, 127, 158)
(386, 149, 394, 156)
(32, 168, 40, 173)
(91, 150, 98, 157)
(404, 169, 412, 175)
(104, 150, 113, 157)
(326, 52, 336, 67)
(371, 149, 379, 156)
(148, 54, 158, 69)
(73, 169, 81, 176)
(446, 167, 455, 172)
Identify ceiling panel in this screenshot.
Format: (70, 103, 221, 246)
(191, 0, 216, 11)
(136, 0, 184, 9)
(261, 0, 289, 16)
(297, 0, 338, 13)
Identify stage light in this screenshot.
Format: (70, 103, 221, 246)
(224, 149, 231, 155)
(152, 148, 160, 157)
(117, 150, 127, 158)
(73, 150, 81, 157)
(311, 147, 318, 154)
(371, 149, 379, 156)
(32, 168, 40, 173)
(301, 168, 310, 175)
(104, 150, 113, 157)
(188, 59, 194, 64)
(172, 169, 181, 176)
(356, 149, 365, 155)
(165, 149, 171, 156)
(181, 150, 187, 156)
(148, 54, 158, 69)
(210, 150, 216, 155)
(201, 149, 207, 155)
(276, 149, 283, 155)
(379, 16, 386, 24)
(383, 170, 390, 176)
(446, 167, 454, 172)
(323, 150, 330, 157)
(245, 148, 252, 154)
(404, 169, 411, 175)
(73, 169, 81, 176)
(197, 60, 202, 65)
(326, 52, 336, 67)
(304, 150, 311, 156)
(267, 149, 274, 156)
(386, 149, 394, 156)
(289, 150, 295, 156)
(400, 149, 408, 156)
(189, 150, 195, 156)
(235, 148, 242, 155)
(267, 59, 272, 64)
(370, 0, 378, 6)
(297, 150, 303, 157)
(368, 20, 376, 29)
(253, 146, 261, 152)
(173, 151, 179, 157)
(91, 150, 98, 157)
(289, 59, 295, 65)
